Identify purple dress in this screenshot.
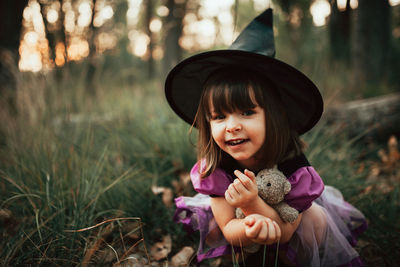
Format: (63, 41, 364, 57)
(174, 154, 367, 266)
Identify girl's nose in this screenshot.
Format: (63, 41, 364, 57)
(226, 116, 242, 133)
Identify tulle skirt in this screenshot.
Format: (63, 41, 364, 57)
(174, 185, 367, 266)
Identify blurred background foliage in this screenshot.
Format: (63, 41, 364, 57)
(0, 0, 399, 266)
(0, 0, 399, 102)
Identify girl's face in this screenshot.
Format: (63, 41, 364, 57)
(209, 99, 266, 171)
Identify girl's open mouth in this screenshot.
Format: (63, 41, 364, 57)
(226, 139, 249, 146)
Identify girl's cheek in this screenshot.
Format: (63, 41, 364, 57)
(211, 124, 223, 135)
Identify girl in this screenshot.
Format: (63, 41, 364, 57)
(168, 8, 367, 266)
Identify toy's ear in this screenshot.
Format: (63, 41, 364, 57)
(284, 180, 291, 195)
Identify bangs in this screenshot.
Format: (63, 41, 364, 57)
(203, 71, 264, 120)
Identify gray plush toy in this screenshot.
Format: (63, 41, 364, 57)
(236, 167, 299, 223)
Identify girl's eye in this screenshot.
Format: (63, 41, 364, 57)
(211, 114, 225, 120)
(242, 110, 255, 116)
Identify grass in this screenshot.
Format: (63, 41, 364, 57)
(303, 123, 400, 266)
(0, 60, 399, 266)
(0, 68, 195, 265)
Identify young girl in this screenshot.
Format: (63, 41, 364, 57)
(167, 8, 367, 266)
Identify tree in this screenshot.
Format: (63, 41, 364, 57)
(40, 2, 56, 63)
(352, 0, 391, 85)
(273, 0, 313, 66)
(0, 0, 29, 114)
(329, 0, 352, 63)
(145, 0, 155, 78)
(86, 0, 99, 94)
(38, 0, 68, 83)
(162, 0, 187, 76)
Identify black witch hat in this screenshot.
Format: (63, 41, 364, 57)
(165, 9, 323, 135)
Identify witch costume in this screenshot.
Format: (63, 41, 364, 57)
(165, 8, 367, 267)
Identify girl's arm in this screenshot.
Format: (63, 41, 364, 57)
(225, 170, 302, 243)
(210, 197, 281, 246)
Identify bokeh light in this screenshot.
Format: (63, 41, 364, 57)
(47, 9, 59, 23)
(128, 30, 150, 57)
(310, 0, 331, 27)
(390, 0, 400, 6)
(149, 18, 162, 33)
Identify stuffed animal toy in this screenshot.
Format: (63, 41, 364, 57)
(236, 167, 299, 223)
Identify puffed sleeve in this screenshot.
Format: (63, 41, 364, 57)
(284, 166, 325, 212)
(190, 161, 233, 196)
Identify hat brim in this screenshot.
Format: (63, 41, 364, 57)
(165, 50, 323, 135)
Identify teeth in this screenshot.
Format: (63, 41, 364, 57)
(228, 139, 246, 145)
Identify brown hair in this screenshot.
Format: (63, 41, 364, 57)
(193, 67, 304, 177)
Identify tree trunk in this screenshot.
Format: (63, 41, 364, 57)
(329, 0, 351, 63)
(162, 0, 187, 76)
(54, 0, 68, 82)
(145, 0, 155, 78)
(0, 0, 28, 59)
(352, 0, 391, 85)
(0, 0, 28, 115)
(86, 0, 98, 94)
(39, 2, 57, 64)
(59, 0, 68, 62)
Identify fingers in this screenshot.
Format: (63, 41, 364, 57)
(234, 170, 256, 190)
(273, 221, 281, 242)
(224, 181, 245, 206)
(226, 182, 240, 197)
(244, 215, 255, 226)
(245, 216, 281, 245)
(245, 218, 263, 239)
(265, 219, 276, 244)
(224, 187, 236, 204)
(225, 170, 258, 207)
(263, 219, 281, 245)
(257, 220, 268, 241)
(244, 169, 256, 182)
(230, 177, 248, 195)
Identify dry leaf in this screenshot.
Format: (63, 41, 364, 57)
(369, 135, 400, 181)
(172, 171, 193, 196)
(121, 221, 141, 239)
(0, 208, 18, 235)
(172, 160, 183, 169)
(171, 246, 195, 267)
(171, 180, 180, 193)
(377, 183, 395, 194)
(162, 188, 173, 208)
(0, 209, 13, 223)
(115, 253, 148, 267)
(360, 185, 373, 195)
(378, 135, 400, 171)
(151, 186, 166, 195)
(378, 149, 388, 164)
(367, 164, 381, 180)
(179, 172, 191, 186)
(356, 163, 365, 174)
(150, 235, 172, 261)
(152, 186, 174, 207)
(388, 135, 400, 164)
(388, 135, 398, 151)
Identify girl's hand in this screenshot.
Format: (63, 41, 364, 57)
(225, 169, 258, 209)
(244, 214, 281, 245)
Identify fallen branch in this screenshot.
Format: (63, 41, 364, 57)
(323, 93, 400, 140)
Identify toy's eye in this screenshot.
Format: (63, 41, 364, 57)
(267, 182, 271, 187)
